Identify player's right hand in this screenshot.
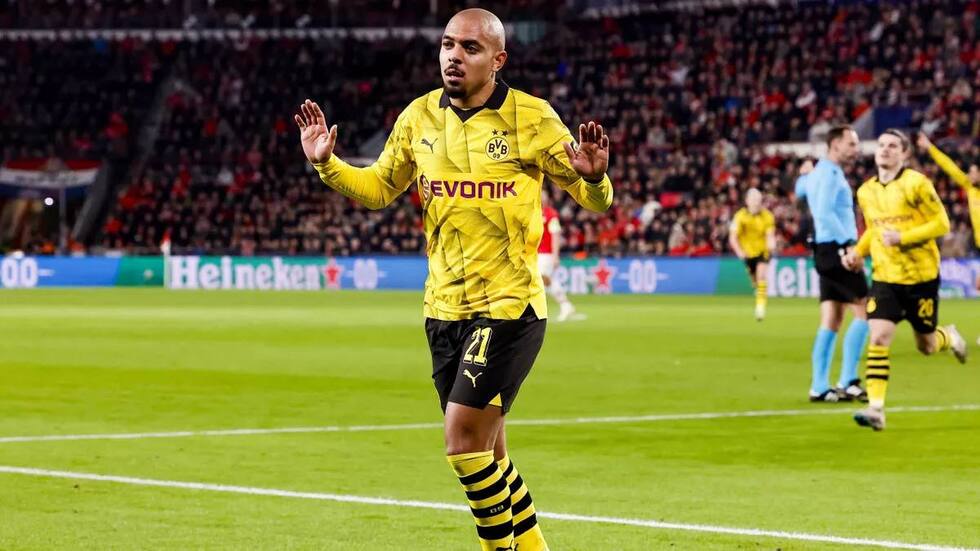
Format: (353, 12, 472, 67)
(295, 99, 338, 164)
(798, 159, 814, 175)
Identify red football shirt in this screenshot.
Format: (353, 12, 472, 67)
(538, 206, 560, 253)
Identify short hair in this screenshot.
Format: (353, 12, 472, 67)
(881, 128, 911, 151)
(826, 125, 855, 148)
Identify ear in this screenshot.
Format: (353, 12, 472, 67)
(492, 50, 508, 73)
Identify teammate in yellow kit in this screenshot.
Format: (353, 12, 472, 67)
(728, 188, 776, 321)
(295, 9, 612, 550)
(843, 130, 967, 431)
(917, 132, 980, 293)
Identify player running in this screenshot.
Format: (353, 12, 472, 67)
(795, 126, 870, 403)
(295, 8, 612, 550)
(538, 190, 579, 322)
(843, 129, 967, 431)
(728, 188, 775, 321)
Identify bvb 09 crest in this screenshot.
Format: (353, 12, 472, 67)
(486, 133, 509, 160)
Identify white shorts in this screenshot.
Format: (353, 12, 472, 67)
(537, 254, 557, 278)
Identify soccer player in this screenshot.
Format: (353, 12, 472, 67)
(538, 190, 579, 321)
(843, 129, 967, 431)
(916, 132, 980, 291)
(795, 125, 870, 403)
(728, 188, 775, 321)
(294, 9, 612, 550)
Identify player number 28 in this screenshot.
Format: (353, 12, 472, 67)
(463, 327, 492, 366)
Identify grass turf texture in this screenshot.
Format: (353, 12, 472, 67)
(1, 289, 978, 550)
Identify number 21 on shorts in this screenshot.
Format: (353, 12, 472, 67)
(463, 328, 492, 366)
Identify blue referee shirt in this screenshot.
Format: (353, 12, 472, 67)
(794, 158, 857, 245)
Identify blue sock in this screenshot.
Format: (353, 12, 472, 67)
(811, 327, 838, 394)
(839, 318, 869, 388)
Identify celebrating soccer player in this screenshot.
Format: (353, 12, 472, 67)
(795, 126, 870, 403)
(295, 8, 612, 550)
(843, 130, 967, 431)
(917, 132, 980, 292)
(728, 188, 776, 321)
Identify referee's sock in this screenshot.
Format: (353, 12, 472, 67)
(448, 451, 514, 551)
(839, 318, 869, 387)
(497, 454, 548, 551)
(811, 327, 838, 394)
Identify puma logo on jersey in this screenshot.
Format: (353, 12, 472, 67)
(463, 369, 483, 388)
(420, 137, 437, 153)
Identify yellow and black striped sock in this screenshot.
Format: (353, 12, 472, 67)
(755, 280, 768, 309)
(935, 327, 951, 352)
(448, 451, 514, 551)
(498, 455, 548, 551)
(866, 344, 890, 409)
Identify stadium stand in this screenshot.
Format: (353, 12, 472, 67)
(1, 0, 977, 257)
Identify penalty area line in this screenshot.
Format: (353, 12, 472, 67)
(0, 404, 978, 444)
(0, 465, 974, 551)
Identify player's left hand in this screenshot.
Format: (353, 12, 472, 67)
(882, 230, 902, 246)
(564, 121, 609, 182)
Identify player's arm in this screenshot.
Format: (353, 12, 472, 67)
(727, 217, 745, 258)
(535, 110, 612, 213)
(765, 229, 777, 255)
(549, 217, 562, 258)
(897, 179, 950, 245)
(919, 134, 973, 190)
(845, 194, 872, 271)
(295, 99, 414, 210)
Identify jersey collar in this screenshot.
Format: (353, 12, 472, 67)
(439, 81, 510, 122)
(876, 167, 906, 185)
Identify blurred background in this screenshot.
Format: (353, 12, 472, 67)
(0, 0, 977, 260)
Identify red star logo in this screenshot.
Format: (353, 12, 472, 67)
(591, 259, 616, 294)
(323, 258, 344, 290)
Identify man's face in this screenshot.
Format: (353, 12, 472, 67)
(440, 18, 505, 99)
(831, 130, 860, 164)
(969, 164, 979, 185)
(874, 133, 907, 170)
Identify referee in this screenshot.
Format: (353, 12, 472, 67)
(795, 125, 869, 402)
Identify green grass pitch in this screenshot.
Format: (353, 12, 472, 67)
(1, 289, 978, 550)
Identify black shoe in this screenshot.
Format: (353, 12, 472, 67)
(808, 389, 840, 402)
(834, 380, 868, 403)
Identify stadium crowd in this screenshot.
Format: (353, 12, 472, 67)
(4, 1, 978, 257)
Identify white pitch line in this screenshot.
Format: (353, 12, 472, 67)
(1, 404, 978, 444)
(0, 465, 974, 551)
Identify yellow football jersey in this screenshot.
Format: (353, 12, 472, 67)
(730, 207, 774, 258)
(313, 82, 613, 320)
(855, 168, 950, 284)
(928, 144, 980, 247)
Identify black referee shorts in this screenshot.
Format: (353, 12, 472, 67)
(814, 242, 869, 303)
(425, 305, 546, 414)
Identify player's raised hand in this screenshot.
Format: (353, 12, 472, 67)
(916, 132, 932, 151)
(564, 121, 609, 182)
(799, 159, 815, 175)
(295, 99, 338, 164)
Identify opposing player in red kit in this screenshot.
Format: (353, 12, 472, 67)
(538, 190, 579, 321)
